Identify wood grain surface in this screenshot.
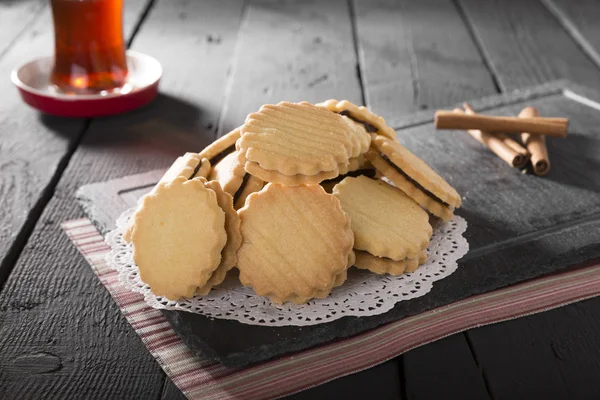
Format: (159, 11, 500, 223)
(403, 334, 492, 400)
(217, 0, 363, 135)
(0, 0, 46, 59)
(352, 0, 497, 124)
(458, 0, 600, 91)
(467, 296, 600, 399)
(543, 0, 600, 69)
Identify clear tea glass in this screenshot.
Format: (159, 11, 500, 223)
(50, 0, 128, 94)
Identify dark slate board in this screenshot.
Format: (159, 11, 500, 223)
(77, 81, 600, 368)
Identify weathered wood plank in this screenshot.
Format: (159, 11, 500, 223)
(458, 0, 600, 91)
(161, 379, 187, 400)
(218, 0, 363, 135)
(0, 0, 244, 398)
(402, 335, 491, 400)
(352, 0, 497, 124)
(542, 0, 600, 69)
(0, 0, 152, 288)
(0, 0, 45, 59)
(466, 297, 600, 399)
(284, 360, 402, 400)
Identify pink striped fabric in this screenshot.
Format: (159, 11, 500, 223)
(63, 218, 600, 400)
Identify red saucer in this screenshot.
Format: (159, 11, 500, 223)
(11, 51, 162, 117)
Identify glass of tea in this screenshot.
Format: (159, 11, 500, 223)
(50, 0, 128, 94)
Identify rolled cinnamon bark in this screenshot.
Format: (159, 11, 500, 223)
(453, 108, 529, 168)
(519, 107, 551, 176)
(435, 110, 568, 137)
(463, 103, 529, 157)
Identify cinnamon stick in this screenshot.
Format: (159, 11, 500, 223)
(435, 110, 568, 137)
(463, 103, 529, 158)
(519, 106, 551, 176)
(453, 108, 529, 168)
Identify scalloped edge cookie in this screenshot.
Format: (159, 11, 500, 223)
(196, 180, 242, 295)
(131, 176, 227, 300)
(317, 99, 397, 140)
(333, 175, 432, 260)
(238, 101, 356, 176)
(123, 153, 209, 243)
(354, 250, 427, 275)
(237, 183, 354, 304)
(199, 126, 242, 165)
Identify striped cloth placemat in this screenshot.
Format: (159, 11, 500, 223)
(62, 218, 600, 400)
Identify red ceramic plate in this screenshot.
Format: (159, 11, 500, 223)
(11, 50, 162, 117)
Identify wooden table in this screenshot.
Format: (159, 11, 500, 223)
(2, 1, 600, 398)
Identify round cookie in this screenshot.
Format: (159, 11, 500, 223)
(238, 101, 357, 179)
(208, 151, 246, 196)
(317, 99, 397, 140)
(209, 151, 265, 209)
(237, 183, 354, 304)
(239, 149, 366, 187)
(197, 180, 242, 295)
(233, 174, 264, 209)
(123, 153, 209, 243)
(199, 126, 241, 166)
(354, 250, 427, 275)
(366, 136, 461, 221)
(131, 176, 227, 300)
(333, 175, 432, 261)
(342, 115, 372, 155)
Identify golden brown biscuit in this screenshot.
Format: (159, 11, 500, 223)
(199, 126, 241, 166)
(237, 183, 354, 304)
(196, 180, 242, 295)
(208, 151, 246, 196)
(238, 101, 357, 177)
(333, 175, 432, 261)
(366, 136, 461, 221)
(123, 153, 209, 243)
(354, 250, 427, 275)
(209, 150, 265, 209)
(317, 99, 397, 140)
(233, 174, 264, 209)
(131, 177, 227, 300)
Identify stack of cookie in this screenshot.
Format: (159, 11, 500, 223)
(125, 100, 461, 304)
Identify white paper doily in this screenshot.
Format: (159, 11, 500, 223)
(106, 207, 468, 327)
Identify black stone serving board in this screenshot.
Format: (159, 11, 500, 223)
(77, 81, 600, 368)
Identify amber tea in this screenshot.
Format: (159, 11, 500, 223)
(50, 0, 127, 93)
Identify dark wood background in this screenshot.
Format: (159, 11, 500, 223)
(2, 0, 600, 398)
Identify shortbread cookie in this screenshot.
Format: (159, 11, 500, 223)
(342, 114, 372, 155)
(131, 176, 227, 300)
(244, 160, 339, 186)
(317, 99, 397, 140)
(208, 151, 265, 209)
(123, 153, 209, 243)
(238, 101, 358, 178)
(366, 136, 461, 221)
(208, 152, 246, 196)
(233, 174, 264, 209)
(354, 250, 427, 275)
(237, 183, 354, 304)
(320, 159, 377, 193)
(199, 126, 241, 165)
(161, 152, 210, 182)
(197, 180, 242, 295)
(333, 176, 432, 261)
(239, 148, 365, 186)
